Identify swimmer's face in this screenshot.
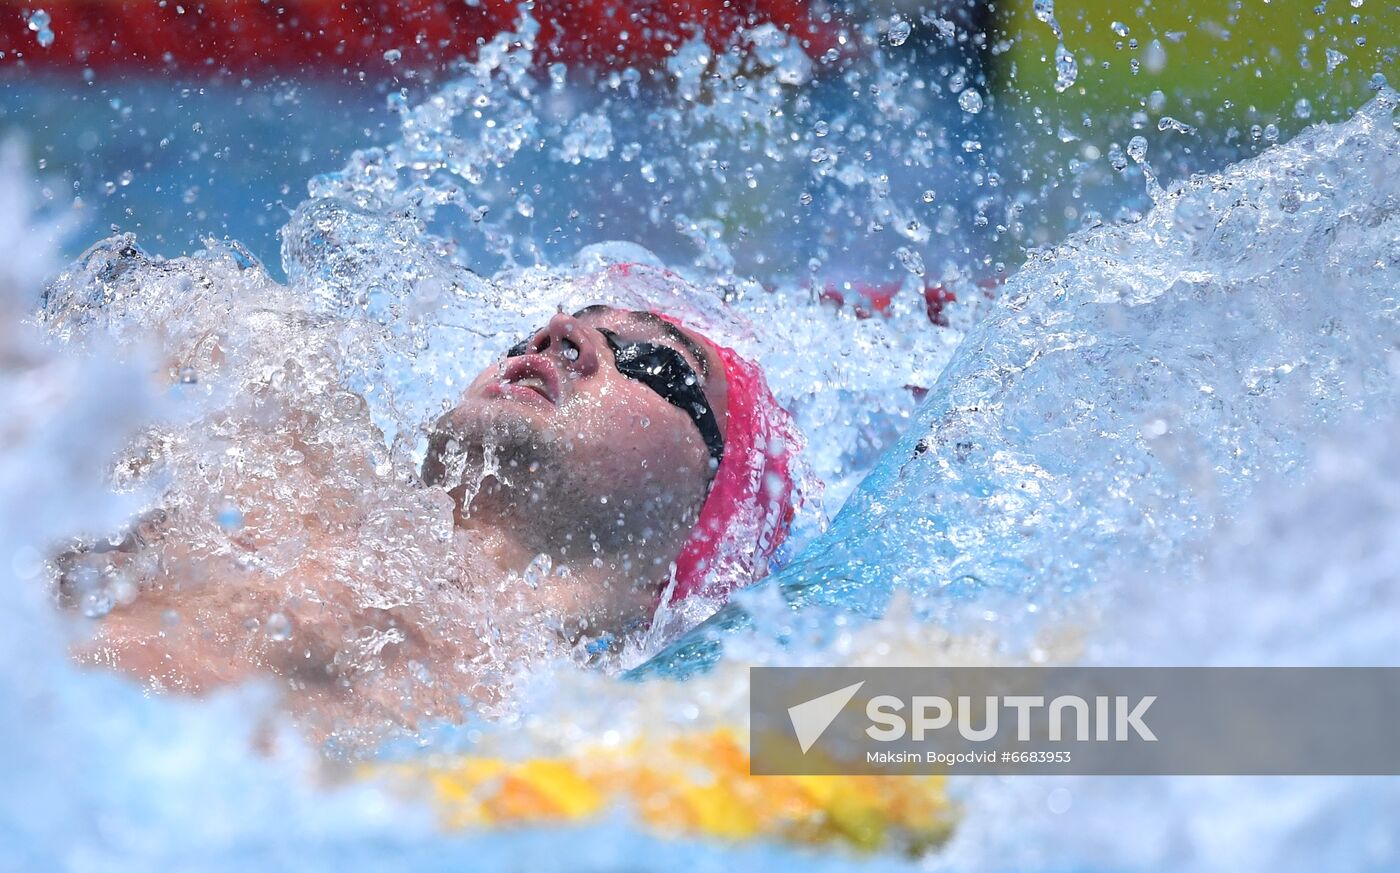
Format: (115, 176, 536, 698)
(426, 306, 729, 601)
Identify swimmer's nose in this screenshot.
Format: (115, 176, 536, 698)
(529, 312, 601, 377)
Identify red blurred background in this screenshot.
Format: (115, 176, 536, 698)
(5, 0, 839, 73)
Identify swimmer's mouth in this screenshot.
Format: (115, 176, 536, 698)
(500, 356, 561, 404)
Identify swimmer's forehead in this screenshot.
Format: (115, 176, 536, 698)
(571, 304, 713, 379)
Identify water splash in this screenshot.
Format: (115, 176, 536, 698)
(646, 90, 1400, 673)
(1032, 0, 1078, 92)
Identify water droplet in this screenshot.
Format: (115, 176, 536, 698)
(958, 88, 984, 114)
(81, 589, 114, 619)
(1054, 43, 1079, 92)
(886, 16, 912, 46)
(516, 194, 534, 218)
(896, 246, 925, 276)
(1143, 40, 1168, 73)
(1108, 145, 1128, 172)
(216, 504, 244, 530)
(1047, 787, 1073, 814)
(37, 28, 55, 48)
(921, 189, 936, 203)
(110, 572, 139, 607)
(26, 9, 50, 30)
(1157, 116, 1196, 135)
(558, 112, 614, 163)
(382, 48, 402, 64)
(813, 120, 829, 137)
(1127, 135, 1149, 163)
(1110, 21, 1129, 37)
(1326, 48, 1348, 72)
(522, 553, 551, 589)
(265, 612, 292, 640)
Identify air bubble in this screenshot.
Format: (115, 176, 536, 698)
(958, 89, 984, 114)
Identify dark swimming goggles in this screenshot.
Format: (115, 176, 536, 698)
(507, 327, 725, 467)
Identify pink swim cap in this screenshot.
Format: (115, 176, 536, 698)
(659, 318, 799, 604)
(583, 260, 800, 605)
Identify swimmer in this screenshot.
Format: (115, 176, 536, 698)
(55, 264, 797, 738)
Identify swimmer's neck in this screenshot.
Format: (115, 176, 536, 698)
(448, 483, 663, 630)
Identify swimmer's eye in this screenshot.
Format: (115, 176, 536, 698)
(595, 328, 724, 468)
(506, 338, 530, 357)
